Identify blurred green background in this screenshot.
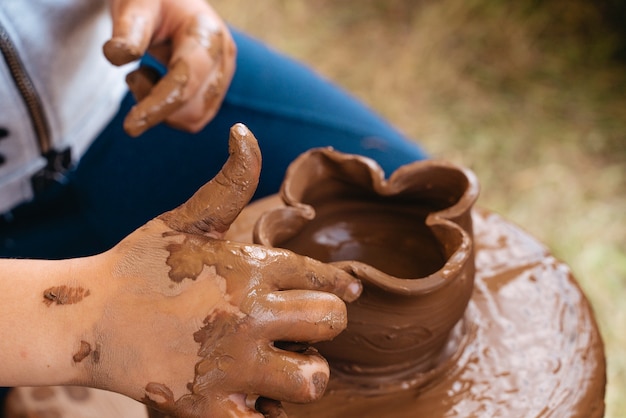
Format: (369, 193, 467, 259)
(211, 1, 625, 416)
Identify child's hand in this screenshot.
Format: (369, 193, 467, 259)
(103, 0, 237, 136)
(83, 125, 361, 417)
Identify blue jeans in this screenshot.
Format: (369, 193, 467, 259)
(0, 30, 427, 260)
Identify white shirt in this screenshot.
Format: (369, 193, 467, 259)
(0, 0, 128, 214)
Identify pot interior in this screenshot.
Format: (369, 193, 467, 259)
(277, 199, 446, 279)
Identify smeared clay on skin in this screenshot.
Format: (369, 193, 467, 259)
(188, 16, 226, 109)
(102, 11, 150, 66)
(203, 70, 223, 108)
(102, 37, 143, 66)
(141, 308, 321, 416)
(91, 345, 101, 364)
(297, 362, 329, 399)
(183, 15, 231, 115)
(126, 66, 162, 103)
(165, 237, 211, 283)
(43, 286, 90, 306)
(187, 15, 223, 58)
(72, 340, 100, 365)
(159, 124, 262, 237)
(72, 341, 92, 363)
(4, 130, 604, 416)
(107, 125, 354, 417)
(124, 59, 190, 137)
(115, 13, 235, 137)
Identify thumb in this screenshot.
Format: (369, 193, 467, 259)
(103, 0, 160, 66)
(159, 123, 262, 237)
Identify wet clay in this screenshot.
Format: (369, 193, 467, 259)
(103, 37, 144, 67)
(254, 150, 478, 385)
(136, 125, 352, 417)
(227, 199, 606, 417)
(3, 135, 605, 417)
(158, 123, 262, 238)
(224, 149, 605, 417)
(126, 66, 162, 103)
(110, 14, 233, 137)
(192, 17, 226, 110)
(72, 341, 92, 363)
(42, 286, 90, 306)
(164, 236, 216, 283)
(123, 59, 189, 137)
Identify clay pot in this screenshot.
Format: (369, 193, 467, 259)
(253, 148, 479, 392)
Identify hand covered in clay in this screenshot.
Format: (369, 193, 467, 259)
(79, 124, 361, 417)
(103, 0, 236, 136)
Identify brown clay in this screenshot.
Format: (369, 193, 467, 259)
(123, 59, 190, 137)
(110, 124, 359, 417)
(5, 131, 604, 417)
(105, 11, 233, 137)
(159, 123, 262, 238)
(225, 148, 606, 417)
(42, 286, 91, 306)
(254, 149, 478, 390)
(72, 341, 92, 363)
(126, 66, 162, 103)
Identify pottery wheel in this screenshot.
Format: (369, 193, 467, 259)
(225, 196, 606, 418)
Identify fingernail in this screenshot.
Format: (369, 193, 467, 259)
(232, 122, 249, 137)
(340, 276, 362, 303)
(103, 38, 142, 66)
(311, 371, 329, 399)
(348, 280, 362, 301)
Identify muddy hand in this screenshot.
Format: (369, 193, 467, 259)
(84, 124, 361, 417)
(103, 0, 236, 137)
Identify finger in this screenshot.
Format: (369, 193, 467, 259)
(255, 398, 287, 418)
(261, 249, 362, 302)
(249, 347, 330, 404)
(123, 14, 232, 136)
(159, 124, 261, 237)
(125, 66, 161, 102)
(253, 290, 348, 343)
(122, 58, 190, 137)
(124, 14, 236, 136)
(163, 15, 234, 131)
(103, 0, 159, 66)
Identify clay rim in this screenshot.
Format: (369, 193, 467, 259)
(253, 147, 480, 295)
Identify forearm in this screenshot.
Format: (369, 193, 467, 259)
(0, 256, 107, 387)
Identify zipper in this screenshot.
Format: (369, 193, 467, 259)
(0, 20, 71, 195)
(0, 21, 51, 154)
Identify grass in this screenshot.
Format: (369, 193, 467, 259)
(210, 1, 626, 416)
